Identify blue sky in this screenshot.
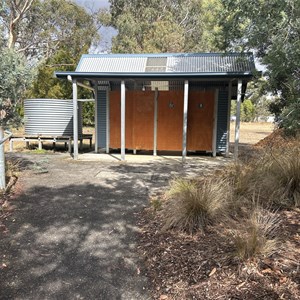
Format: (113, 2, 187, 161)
(75, 0, 109, 9)
(75, 0, 116, 52)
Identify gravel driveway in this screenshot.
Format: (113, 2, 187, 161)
(0, 153, 230, 300)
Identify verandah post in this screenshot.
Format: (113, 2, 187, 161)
(182, 80, 189, 163)
(121, 80, 126, 161)
(234, 79, 242, 160)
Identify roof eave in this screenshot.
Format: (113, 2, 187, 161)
(55, 71, 254, 80)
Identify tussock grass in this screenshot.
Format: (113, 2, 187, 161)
(230, 206, 280, 260)
(150, 196, 163, 211)
(265, 147, 300, 207)
(222, 146, 300, 209)
(161, 177, 230, 233)
(158, 137, 298, 261)
(5, 158, 20, 179)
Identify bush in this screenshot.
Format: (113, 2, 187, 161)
(223, 145, 300, 209)
(263, 147, 300, 207)
(231, 99, 255, 122)
(161, 177, 230, 233)
(82, 101, 95, 126)
(229, 206, 280, 260)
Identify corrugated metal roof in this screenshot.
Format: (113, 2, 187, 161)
(75, 53, 255, 74)
(77, 57, 147, 72)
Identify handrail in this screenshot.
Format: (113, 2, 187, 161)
(0, 130, 13, 145)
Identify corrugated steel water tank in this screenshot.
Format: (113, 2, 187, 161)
(24, 99, 82, 136)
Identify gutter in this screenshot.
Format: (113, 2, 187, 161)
(56, 71, 254, 80)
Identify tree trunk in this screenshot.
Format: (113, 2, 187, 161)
(0, 127, 6, 190)
(8, 21, 17, 49)
(7, 0, 35, 49)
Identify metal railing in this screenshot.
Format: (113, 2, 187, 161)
(0, 130, 13, 145)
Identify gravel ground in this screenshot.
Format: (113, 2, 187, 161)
(0, 153, 230, 300)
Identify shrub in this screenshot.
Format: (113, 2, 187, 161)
(230, 206, 280, 260)
(223, 145, 300, 209)
(161, 177, 230, 233)
(264, 146, 300, 207)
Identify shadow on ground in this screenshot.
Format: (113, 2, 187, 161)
(0, 153, 230, 300)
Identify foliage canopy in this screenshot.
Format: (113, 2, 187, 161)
(0, 49, 32, 128)
(105, 0, 222, 53)
(219, 0, 300, 132)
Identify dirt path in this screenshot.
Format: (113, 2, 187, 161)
(0, 153, 230, 300)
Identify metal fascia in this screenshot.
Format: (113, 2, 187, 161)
(55, 71, 253, 79)
(75, 52, 254, 59)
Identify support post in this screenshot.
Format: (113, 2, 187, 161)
(106, 90, 110, 154)
(0, 127, 6, 189)
(73, 79, 79, 159)
(226, 81, 232, 157)
(38, 138, 42, 150)
(121, 80, 126, 161)
(234, 80, 242, 160)
(212, 89, 219, 157)
(153, 87, 158, 156)
(68, 138, 72, 153)
(94, 83, 98, 153)
(182, 80, 189, 163)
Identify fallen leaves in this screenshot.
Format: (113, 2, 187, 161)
(137, 207, 300, 299)
(208, 267, 217, 277)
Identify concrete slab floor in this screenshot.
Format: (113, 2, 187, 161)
(77, 151, 233, 165)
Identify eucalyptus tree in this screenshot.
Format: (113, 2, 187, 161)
(219, 0, 300, 132)
(0, 49, 32, 189)
(102, 0, 222, 53)
(1, 0, 99, 60)
(1, 0, 35, 49)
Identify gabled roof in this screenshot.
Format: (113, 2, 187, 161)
(55, 52, 256, 80)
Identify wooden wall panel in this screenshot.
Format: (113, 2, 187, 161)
(109, 91, 133, 149)
(109, 89, 215, 152)
(109, 91, 154, 150)
(132, 91, 154, 150)
(187, 91, 215, 151)
(157, 91, 184, 151)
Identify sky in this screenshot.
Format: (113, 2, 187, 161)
(74, 0, 116, 52)
(75, 0, 109, 10)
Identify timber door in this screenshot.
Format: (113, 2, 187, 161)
(187, 91, 215, 151)
(131, 91, 154, 150)
(109, 91, 154, 150)
(157, 91, 184, 151)
(109, 91, 133, 149)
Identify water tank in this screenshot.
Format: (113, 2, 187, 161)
(24, 99, 82, 136)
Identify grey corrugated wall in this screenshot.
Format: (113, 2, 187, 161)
(97, 89, 107, 148)
(216, 90, 229, 152)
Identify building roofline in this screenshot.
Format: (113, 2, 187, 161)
(79, 52, 254, 58)
(55, 71, 253, 80)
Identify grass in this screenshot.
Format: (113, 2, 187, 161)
(230, 206, 280, 260)
(266, 147, 300, 207)
(30, 148, 48, 154)
(229, 121, 274, 145)
(161, 177, 230, 233)
(150, 196, 163, 211)
(222, 144, 300, 210)
(159, 133, 299, 260)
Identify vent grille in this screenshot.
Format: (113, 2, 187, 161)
(145, 57, 167, 72)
